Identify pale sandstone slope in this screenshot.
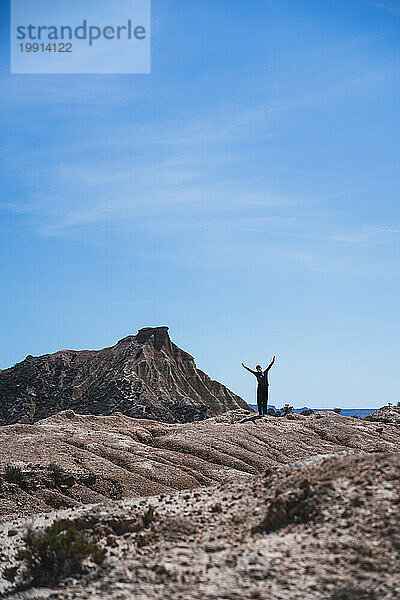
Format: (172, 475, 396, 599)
(1, 451, 399, 599)
(1, 409, 399, 520)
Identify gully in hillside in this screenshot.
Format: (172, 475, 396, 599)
(242, 356, 276, 416)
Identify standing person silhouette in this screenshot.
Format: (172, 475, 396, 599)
(242, 356, 276, 416)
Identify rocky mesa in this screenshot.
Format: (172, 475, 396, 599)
(0, 327, 249, 426)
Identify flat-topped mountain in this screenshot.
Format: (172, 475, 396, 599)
(0, 327, 249, 425)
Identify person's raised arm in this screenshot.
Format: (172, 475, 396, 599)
(242, 363, 257, 375)
(264, 356, 276, 373)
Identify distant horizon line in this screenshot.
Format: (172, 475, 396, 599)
(247, 404, 387, 410)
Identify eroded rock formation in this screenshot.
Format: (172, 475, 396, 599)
(1, 449, 399, 599)
(0, 327, 249, 425)
(365, 405, 400, 425)
(1, 409, 399, 520)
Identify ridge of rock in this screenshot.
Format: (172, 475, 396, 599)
(1, 447, 400, 598)
(1, 409, 399, 520)
(365, 405, 400, 424)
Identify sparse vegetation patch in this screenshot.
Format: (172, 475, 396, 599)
(17, 519, 105, 587)
(4, 464, 24, 484)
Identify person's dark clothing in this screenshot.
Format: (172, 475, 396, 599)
(244, 365, 271, 416)
(254, 370, 268, 388)
(257, 383, 268, 416)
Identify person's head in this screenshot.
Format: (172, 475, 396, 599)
(256, 365, 262, 372)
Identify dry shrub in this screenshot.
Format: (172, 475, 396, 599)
(18, 519, 105, 587)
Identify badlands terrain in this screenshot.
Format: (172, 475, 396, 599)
(0, 327, 247, 426)
(0, 408, 399, 599)
(0, 408, 399, 520)
(0, 331, 399, 599)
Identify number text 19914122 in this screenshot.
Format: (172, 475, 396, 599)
(19, 43, 72, 53)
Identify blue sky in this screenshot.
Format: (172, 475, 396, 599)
(1, 0, 399, 408)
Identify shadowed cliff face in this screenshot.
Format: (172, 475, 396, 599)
(0, 327, 249, 425)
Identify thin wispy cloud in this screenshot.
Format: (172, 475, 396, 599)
(3, 58, 396, 230)
(320, 227, 400, 244)
(368, 1, 400, 16)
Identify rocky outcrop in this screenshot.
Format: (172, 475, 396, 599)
(1, 409, 399, 520)
(1, 450, 400, 599)
(0, 327, 249, 425)
(365, 405, 400, 425)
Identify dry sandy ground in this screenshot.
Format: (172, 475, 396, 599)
(1, 450, 399, 599)
(1, 409, 400, 520)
